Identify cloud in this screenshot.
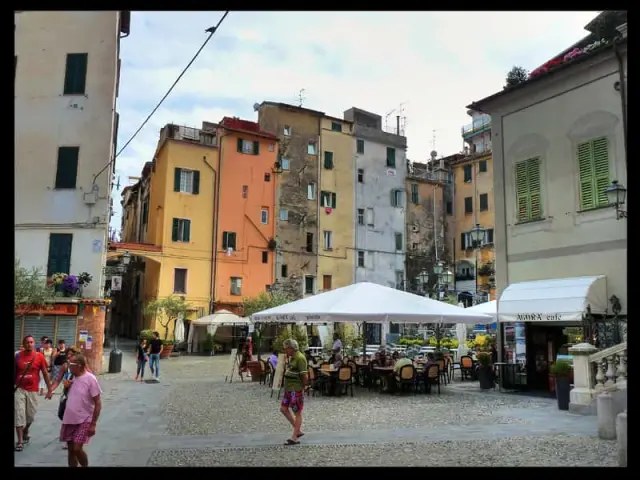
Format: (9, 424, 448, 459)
(112, 10, 599, 231)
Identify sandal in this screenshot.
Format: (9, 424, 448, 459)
(23, 435, 30, 444)
(15, 443, 24, 452)
(297, 432, 304, 438)
(284, 439, 300, 446)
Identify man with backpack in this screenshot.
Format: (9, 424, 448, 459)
(14, 335, 53, 452)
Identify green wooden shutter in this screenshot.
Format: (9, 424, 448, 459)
(460, 233, 466, 250)
(357, 139, 364, 154)
(55, 147, 79, 189)
(222, 232, 228, 249)
(253, 141, 260, 155)
(390, 190, 396, 207)
(592, 137, 610, 207)
(192, 170, 200, 194)
(229, 232, 236, 249)
(331, 193, 337, 209)
(63, 53, 88, 95)
(171, 219, 179, 241)
(237, 138, 243, 153)
(577, 141, 595, 210)
(174, 168, 182, 192)
(386, 147, 396, 167)
(527, 158, 542, 219)
(324, 151, 333, 169)
(515, 161, 530, 222)
(184, 220, 191, 242)
(47, 233, 73, 276)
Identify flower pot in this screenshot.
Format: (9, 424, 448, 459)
(160, 345, 174, 359)
(555, 377, 571, 410)
(246, 360, 262, 382)
(478, 365, 494, 390)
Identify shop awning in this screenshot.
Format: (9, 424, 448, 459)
(498, 276, 607, 323)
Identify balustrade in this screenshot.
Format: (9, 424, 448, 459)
(589, 343, 627, 392)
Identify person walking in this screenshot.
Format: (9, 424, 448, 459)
(59, 353, 102, 467)
(40, 339, 55, 396)
(148, 332, 162, 381)
(15, 335, 53, 452)
(280, 338, 308, 446)
(50, 346, 81, 450)
(52, 340, 69, 393)
(135, 338, 149, 382)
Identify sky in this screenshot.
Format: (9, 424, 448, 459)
(112, 10, 599, 232)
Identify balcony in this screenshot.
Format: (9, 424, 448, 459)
(461, 119, 491, 138)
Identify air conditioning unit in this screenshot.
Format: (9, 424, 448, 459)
(83, 191, 98, 205)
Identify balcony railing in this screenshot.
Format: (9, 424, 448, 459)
(462, 119, 491, 136)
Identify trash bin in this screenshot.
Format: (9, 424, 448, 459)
(108, 348, 123, 374)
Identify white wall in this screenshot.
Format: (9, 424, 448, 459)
(15, 11, 122, 298)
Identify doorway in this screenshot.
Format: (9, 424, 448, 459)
(525, 323, 568, 392)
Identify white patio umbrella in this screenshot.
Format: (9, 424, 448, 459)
(465, 300, 497, 319)
(174, 313, 185, 343)
(251, 282, 493, 325)
(187, 310, 252, 353)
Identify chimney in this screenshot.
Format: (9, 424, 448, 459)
(396, 116, 400, 135)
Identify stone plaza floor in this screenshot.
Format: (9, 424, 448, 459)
(15, 343, 617, 467)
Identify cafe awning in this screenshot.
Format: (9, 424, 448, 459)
(498, 276, 607, 323)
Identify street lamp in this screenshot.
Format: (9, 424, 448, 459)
(418, 270, 429, 293)
(433, 261, 444, 276)
(442, 268, 454, 285)
(469, 224, 486, 305)
(605, 180, 627, 219)
(122, 251, 131, 265)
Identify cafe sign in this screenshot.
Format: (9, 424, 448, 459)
(516, 313, 561, 322)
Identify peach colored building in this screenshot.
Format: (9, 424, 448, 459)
(214, 117, 279, 313)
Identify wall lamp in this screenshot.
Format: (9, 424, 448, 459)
(605, 180, 627, 219)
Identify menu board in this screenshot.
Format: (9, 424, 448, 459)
(271, 354, 287, 394)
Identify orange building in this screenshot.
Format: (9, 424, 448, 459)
(214, 117, 279, 312)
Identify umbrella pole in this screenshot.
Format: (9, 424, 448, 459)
(362, 322, 366, 359)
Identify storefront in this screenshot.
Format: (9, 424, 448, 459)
(497, 275, 608, 393)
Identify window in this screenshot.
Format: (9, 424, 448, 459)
(230, 277, 242, 296)
(391, 189, 404, 207)
(515, 157, 543, 222)
(323, 231, 333, 250)
(174, 168, 200, 194)
(463, 164, 472, 183)
(173, 268, 187, 294)
(306, 232, 313, 252)
(464, 197, 473, 214)
(222, 231, 237, 250)
(323, 275, 332, 291)
(366, 208, 374, 227)
(304, 276, 315, 294)
(63, 53, 88, 95)
(410, 183, 419, 204)
(308, 141, 317, 155)
(280, 209, 289, 221)
(281, 264, 288, 277)
(486, 228, 494, 244)
(461, 232, 469, 250)
(261, 208, 269, 224)
(357, 251, 365, 267)
(142, 199, 149, 225)
(284, 125, 291, 136)
(394, 232, 403, 251)
(55, 146, 79, 189)
(479, 160, 488, 173)
(357, 208, 364, 225)
(331, 122, 341, 132)
(281, 158, 290, 170)
(357, 169, 364, 183)
(446, 201, 453, 215)
(237, 138, 259, 155)
(171, 218, 191, 242)
(262, 251, 268, 264)
(577, 137, 610, 211)
(307, 183, 316, 200)
(47, 233, 73, 276)
(264, 173, 271, 182)
(242, 185, 248, 198)
(320, 190, 337, 209)
(479, 193, 489, 211)
(386, 147, 396, 168)
(324, 151, 334, 169)
(412, 243, 418, 250)
(357, 139, 364, 154)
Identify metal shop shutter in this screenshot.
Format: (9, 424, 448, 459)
(23, 316, 56, 346)
(14, 317, 23, 351)
(55, 316, 78, 346)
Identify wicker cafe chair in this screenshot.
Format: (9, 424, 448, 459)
(307, 367, 324, 397)
(436, 359, 449, 385)
(346, 360, 360, 387)
(396, 364, 416, 393)
(258, 359, 268, 385)
(460, 356, 474, 381)
(265, 361, 274, 387)
(367, 360, 381, 391)
(425, 364, 441, 394)
(336, 366, 355, 397)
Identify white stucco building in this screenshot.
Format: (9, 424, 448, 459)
(15, 11, 130, 298)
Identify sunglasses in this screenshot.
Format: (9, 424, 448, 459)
(68, 362, 79, 367)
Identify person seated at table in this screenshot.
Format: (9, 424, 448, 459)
(393, 352, 412, 374)
(269, 350, 279, 370)
(333, 351, 344, 369)
(391, 351, 399, 363)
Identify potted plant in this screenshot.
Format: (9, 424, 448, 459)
(550, 360, 573, 410)
(202, 334, 215, 356)
(51, 272, 67, 295)
(62, 274, 79, 297)
(476, 352, 494, 390)
(160, 340, 175, 359)
(77, 272, 93, 296)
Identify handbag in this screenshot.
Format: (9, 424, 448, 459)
(58, 375, 73, 421)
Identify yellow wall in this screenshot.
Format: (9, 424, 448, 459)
(142, 139, 219, 335)
(452, 154, 496, 297)
(318, 117, 354, 290)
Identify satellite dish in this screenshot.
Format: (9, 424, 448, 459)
(253, 103, 260, 112)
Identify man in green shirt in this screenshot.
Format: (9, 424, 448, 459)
(280, 338, 308, 445)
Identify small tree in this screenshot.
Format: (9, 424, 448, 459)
(505, 65, 529, 88)
(243, 291, 293, 359)
(14, 258, 55, 318)
(144, 296, 190, 341)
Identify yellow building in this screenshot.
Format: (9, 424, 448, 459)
(452, 110, 496, 305)
(317, 116, 355, 291)
(119, 123, 219, 337)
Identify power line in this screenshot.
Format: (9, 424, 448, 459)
(93, 11, 230, 185)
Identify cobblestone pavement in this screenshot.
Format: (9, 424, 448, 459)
(15, 349, 616, 467)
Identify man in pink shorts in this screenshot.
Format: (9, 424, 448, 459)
(279, 338, 308, 445)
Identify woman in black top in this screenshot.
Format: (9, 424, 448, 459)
(136, 338, 149, 382)
(51, 339, 68, 387)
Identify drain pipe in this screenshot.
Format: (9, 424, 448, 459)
(613, 40, 627, 170)
(203, 154, 218, 314)
(210, 132, 228, 313)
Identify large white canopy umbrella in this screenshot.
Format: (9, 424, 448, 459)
(465, 300, 497, 319)
(251, 282, 493, 325)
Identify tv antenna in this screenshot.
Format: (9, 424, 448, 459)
(432, 130, 436, 151)
(297, 88, 306, 107)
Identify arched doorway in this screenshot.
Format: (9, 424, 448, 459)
(458, 291, 474, 308)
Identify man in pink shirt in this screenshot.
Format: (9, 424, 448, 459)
(53, 353, 102, 467)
